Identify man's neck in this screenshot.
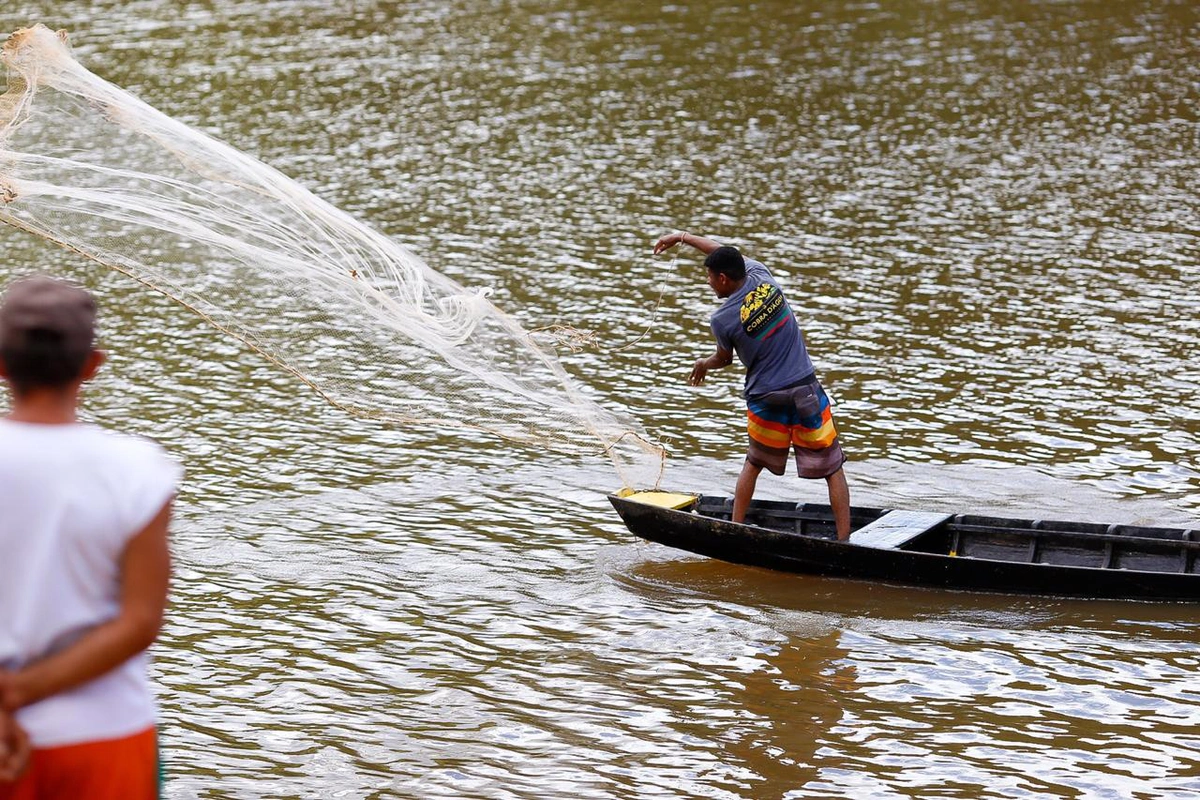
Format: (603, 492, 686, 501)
(5, 388, 81, 425)
(719, 278, 746, 299)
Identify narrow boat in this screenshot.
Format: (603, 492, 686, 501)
(609, 491, 1200, 601)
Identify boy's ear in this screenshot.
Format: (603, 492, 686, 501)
(80, 349, 106, 382)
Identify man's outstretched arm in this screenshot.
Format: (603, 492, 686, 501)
(654, 231, 722, 256)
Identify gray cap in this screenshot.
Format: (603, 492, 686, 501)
(0, 275, 96, 353)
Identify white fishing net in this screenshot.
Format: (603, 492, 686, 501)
(0, 25, 663, 488)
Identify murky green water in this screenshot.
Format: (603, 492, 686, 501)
(2, 1, 1199, 797)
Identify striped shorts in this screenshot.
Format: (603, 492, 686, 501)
(746, 379, 846, 479)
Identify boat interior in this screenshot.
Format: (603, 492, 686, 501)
(695, 496, 1200, 573)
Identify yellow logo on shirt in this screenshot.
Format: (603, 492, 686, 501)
(740, 284, 774, 324)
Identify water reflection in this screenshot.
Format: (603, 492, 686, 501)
(623, 556, 1200, 799)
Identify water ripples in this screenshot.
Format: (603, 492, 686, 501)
(3, 0, 1199, 797)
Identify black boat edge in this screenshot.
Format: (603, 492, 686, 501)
(608, 491, 1200, 602)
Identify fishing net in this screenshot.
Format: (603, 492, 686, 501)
(0, 25, 664, 488)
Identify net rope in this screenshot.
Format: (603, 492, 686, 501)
(0, 25, 665, 489)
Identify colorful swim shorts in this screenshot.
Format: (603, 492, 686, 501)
(746, 380, 846, 479)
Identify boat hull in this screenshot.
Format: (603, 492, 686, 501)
(610, 495, 1200, 602)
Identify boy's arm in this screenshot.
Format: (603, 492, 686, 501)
(0, 500, 172, 713)
(689, 346, 734, 385)
(654, 231, 722, 256)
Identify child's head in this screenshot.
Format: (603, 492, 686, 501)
(703, 245, 747, 298)
(0, 276, 99, 396)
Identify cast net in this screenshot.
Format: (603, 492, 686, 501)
(0, 25, 664, 488)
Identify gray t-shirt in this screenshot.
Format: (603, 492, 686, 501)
(710, 258, 814, 398)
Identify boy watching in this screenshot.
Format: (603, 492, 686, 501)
(0, 276, 180, 799)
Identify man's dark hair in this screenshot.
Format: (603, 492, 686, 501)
(704, 246, 747, 281)
(0, 329, 90, 393)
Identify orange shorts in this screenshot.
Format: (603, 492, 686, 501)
(0, 727, 157, 800)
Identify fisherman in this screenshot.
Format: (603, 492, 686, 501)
(0, 276, 180, 798)
(654, 233, 851, 540)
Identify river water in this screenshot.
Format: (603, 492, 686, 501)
(2, 1, 1199, 798)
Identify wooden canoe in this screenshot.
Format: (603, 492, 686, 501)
(609, 492, 1200, 601)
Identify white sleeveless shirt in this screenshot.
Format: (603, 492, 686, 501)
(0, 419, 181, 747)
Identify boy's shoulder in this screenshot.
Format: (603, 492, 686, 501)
(0, 420, 174, 468)
(78, 425, 177, 472)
